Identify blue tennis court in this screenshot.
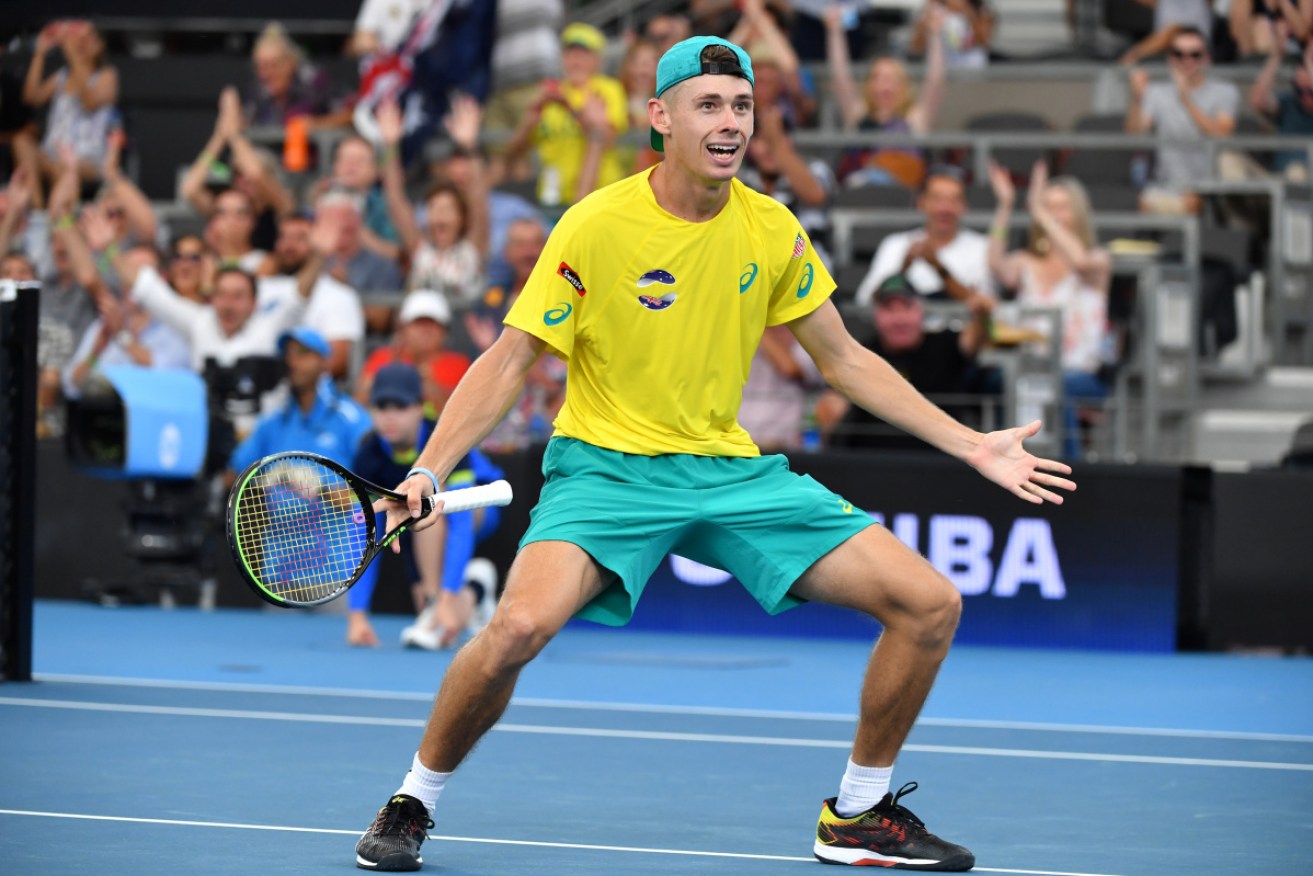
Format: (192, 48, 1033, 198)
(2, 600, 1310, 875)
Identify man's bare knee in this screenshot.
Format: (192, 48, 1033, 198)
(481, 603, 557, 669)
(915, 580, 962, 652)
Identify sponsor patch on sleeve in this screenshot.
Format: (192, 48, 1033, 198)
(791, 233, 805, 259)
(557, 262, 586, 296)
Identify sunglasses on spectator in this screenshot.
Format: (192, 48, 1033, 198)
(173, 251, 204, 262)
(373, 401, 413, 411)
(1169, 48, 1206, 60)
(105, 207, 126, 219)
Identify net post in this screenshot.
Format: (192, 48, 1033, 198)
(1, 280, 39, 682)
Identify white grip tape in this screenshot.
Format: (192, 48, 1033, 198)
(425, 479, 514, 515)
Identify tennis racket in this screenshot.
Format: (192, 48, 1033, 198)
(226, 451, 513, 608)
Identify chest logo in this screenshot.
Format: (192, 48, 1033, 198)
(637, 269, 677, 311)
(739, 263, 758, 295)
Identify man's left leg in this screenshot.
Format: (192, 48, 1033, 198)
(791, 524, 974, 871)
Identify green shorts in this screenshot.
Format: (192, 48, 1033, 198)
(520, 437, 874, 626)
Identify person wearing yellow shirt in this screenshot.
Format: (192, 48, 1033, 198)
(354, 36, 1076, 872)
(504, 22, 629, 207)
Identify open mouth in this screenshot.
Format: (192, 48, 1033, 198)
(707, 143, 741, 165)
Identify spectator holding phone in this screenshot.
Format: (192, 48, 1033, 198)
(13, 20, 118, 209)
(502, 23, 629, 207)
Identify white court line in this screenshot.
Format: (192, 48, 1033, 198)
(4, 697, 1312, 772)
(0, 809, 1122, 876)
(33, 673, 1313, 744)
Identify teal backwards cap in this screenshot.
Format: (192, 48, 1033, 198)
(650, 36, 754, 153)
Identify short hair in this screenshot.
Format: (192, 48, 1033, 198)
(213, 265, 258, 296)
(316, 187, 364, 215)
(1170, 26, 1208, 50)
(920, 164, 968, 195)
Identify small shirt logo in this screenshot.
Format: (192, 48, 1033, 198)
(739, 263, 758, 295)
(791, 233, 806, 259)
(796, 263, 815, 299)
(557, 262, 586, 296)
(637, 269, 676, 288)
(637, 269, 677, 310)
(637, 292, 678, 311)
(544, 302, 573, 325)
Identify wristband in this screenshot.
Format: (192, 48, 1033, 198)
(406, 466, 440, 494)
(55, 214, 76, 231)
(989, 226, 1008, 241)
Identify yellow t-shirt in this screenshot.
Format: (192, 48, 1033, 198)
(504, 167, 836, 458)
(533, 75, 630, 206)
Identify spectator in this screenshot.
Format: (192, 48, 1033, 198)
(427, 141, 544, 292)
(854, 166, 994, 306)
(181, 88, 295, 252)
(225, 326, 372, 489)
(464, 219, 568, 451)
(642, 12, 693, 53)
(729, 0, 817, 127)
(164, 234, 212, 304)
(817, 273, 992, 450)
(1126, 27, 1239, 214)
(347, 362, 502, 649)
(94, 130, 159, 255)
(825, 3, 946, 189)
(378, 97, 486, 305)
(911, 0, 995, 68)
(257, 213, 366, 380)
(618, 38, 663, 173)
(1119, 0, 1214, 65)
(1249, 25, 1313, 181)
(315, 188, 405, 295)
(348, 0, 429, 57)
(503, 23, 629, 207)
(245, 23, 349, 131)
(738, 105, 837, 270)
(0, 168, 53, 292)
(2, 250, 69, 438)
(112, 211, 339, 372)
(13, 20, 117, 209)
(1229, 0, 1312, 57)
(483, 0, 564, 182)
(988, 161, 1111, 459)
(738, 325, 824, 451)
(320, 134, 399, 260)
(63, 289, 191, 402)
(205, 188, 271, 274)
(356, 290, 471, 418)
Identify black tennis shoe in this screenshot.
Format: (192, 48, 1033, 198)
(355, 794, 435, 871)
(813, 781, 974, 870)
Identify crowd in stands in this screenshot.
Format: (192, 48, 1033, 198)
(2, 0, 1312, 467)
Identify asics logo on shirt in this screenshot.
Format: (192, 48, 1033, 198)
(544, 302, 573, 325)
(797, 263, 815, 299)
(739, 263, 758, 294)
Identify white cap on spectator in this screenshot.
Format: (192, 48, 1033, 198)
(399, 290, 452, 326)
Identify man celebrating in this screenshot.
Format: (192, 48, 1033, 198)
(357, 36, 1074, 872)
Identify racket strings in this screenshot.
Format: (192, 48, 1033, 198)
(232, 457, 371, 602)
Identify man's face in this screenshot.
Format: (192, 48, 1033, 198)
(283, 341, 325, 393)
(317, 203, 360, 253)
(0, 255, 35, 281)
(654, 76, 754, 185)
(504, 221, 546, 282)
(918, 177, 966, 238)
(873, 296, 925, 352)
(371, 401, 424, 445)
(212, 191, 255, 248)
(168, 236, 207, 291)
(562, 45, 600, 85)
(254, 45, 296, 97)
(1167, 34, 1209, 85)
(334, 139, 377, 191)
(401, 317, 446, 356)
(211, 272, 257, 336)
(274, 218, 313, 272)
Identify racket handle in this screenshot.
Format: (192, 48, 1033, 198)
(423, 479, 514, 515)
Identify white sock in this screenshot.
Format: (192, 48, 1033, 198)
(394, 752, 451, 816)
(834, 758, 893, 817)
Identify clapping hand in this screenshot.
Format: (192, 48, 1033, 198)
(376, 99, 405, 148)
(987, 160, 1014, 208)
(1025, 160, 1048, 213)
(443, 93, 483, 152)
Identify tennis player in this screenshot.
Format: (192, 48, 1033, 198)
(355, 36, 1075, 872)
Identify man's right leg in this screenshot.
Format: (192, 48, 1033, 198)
(355, 540, 607, 871)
